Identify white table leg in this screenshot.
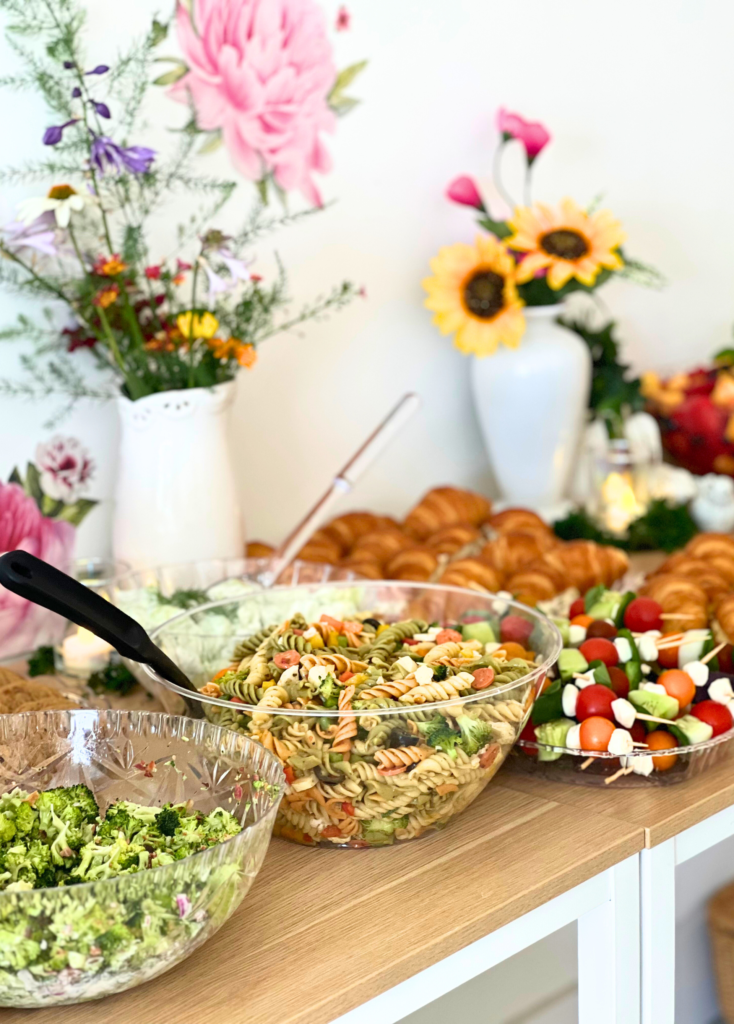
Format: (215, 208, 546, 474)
(578, 855, 641, 1024)
(641, 839, 676, 1024)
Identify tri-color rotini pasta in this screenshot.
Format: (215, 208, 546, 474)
(198, 612, 539, 846)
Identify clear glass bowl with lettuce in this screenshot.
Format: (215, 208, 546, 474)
(143, 582, 562, 847)
(0, 709, 283, 1007)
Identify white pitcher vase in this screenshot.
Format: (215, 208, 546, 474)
(113, 381, 243, 570)
(470, 305, 591, 510)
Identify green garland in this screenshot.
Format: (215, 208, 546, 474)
(554, 499, 698, 553)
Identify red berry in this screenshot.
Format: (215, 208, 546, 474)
(586, 620, 618, 641)
(500, 615, 534, 645)
(570, 598, 586, 618)
(608, 665, 630, 699)
(691, 700, 734, 737)
(623, 597, 663, 633)
(575, 684, 616, 722)
(579, 637, 619, 668)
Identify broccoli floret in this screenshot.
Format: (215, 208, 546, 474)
(154, 807, 180, 837)
(13, 800, 37, 837)
(96, 804, 146, 843)
(64, 785, 99, 824)
(456, 715, 492, 756)
(360, 816, 407, 846)
(97, 923, 133, 955)
(417, 715, 462, 757)
(316, 674, 339, 708)
(204, 807, 241, 837)
(36, 787, 95, 833)
(0, 816, 16, 845)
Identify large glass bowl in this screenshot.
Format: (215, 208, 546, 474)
(144, 582, 562, 848)
(110, 558, 359, 711)
(0, 709, 283, 1007)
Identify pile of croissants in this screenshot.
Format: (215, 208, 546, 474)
(641, 533, 734, 639)
(248, 486, 629, 605)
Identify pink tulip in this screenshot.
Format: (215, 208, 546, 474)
(0, 482, 75, 658)
(446, 175, 484, 210)
(170, 0, 338, 206)
(496, 108, 551, 164)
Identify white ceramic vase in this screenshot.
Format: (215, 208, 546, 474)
(113, 381, 244, 570)
(470, 305, 591, 511)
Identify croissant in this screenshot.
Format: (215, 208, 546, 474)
(323, 512, 397, 553)
(639, 573, 708, 630)
(246, 541, 275, 558)
(427, 523, 482, 556)
(650, 558, 730, 606)
(481, 530, 558, 575)
(488, 508, 553, 537)
(598, 545, 630, 587)
(505, 564, 562, 606)
(438, 557, 503, 593)
(385, 547, 439, 582)
(350, 528, 413, 565)
(404, 486, 491, 540)
(716, 594, 734, 642)
(685, 533, 734, 560)
(339, 555, 384, 580)
(296, 529, 342, 565)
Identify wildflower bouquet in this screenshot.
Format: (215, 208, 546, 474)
(423, 109, 661, 357)
(0, 0, 363, 416)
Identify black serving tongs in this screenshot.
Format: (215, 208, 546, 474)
(0, 550, 201, 713)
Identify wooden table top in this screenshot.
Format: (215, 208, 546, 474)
(3, 781, 642, 1024)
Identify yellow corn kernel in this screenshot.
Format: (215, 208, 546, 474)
(328, 630, 339, 647)
(261, 678, 277, 690)
(308, 633, 325, 649)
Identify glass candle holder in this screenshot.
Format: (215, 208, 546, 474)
(587, 439, 651, 536)
(54, 558, 130, 678)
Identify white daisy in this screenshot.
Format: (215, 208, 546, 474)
(17, 185, 94, 229)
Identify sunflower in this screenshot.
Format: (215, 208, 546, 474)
(508, 198, 625, 290)
(422, 235, 525, 356)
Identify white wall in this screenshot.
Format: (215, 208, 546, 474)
(1, 0, 734, 555)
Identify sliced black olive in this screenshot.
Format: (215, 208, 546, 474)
(363, 617, 381, 629)
(388, 727, 418, 748)
(314, 766, 343, 785)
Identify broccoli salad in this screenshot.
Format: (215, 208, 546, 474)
(0, 786, 245, 1006)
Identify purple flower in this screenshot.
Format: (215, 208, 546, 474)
(43, 119, 78, 146)
(63, 61, 75, 69)
(90, 134, 156, 175)
(3, 213, 58, 258)
(72, 87, 81, 98)
(219, 249, 251, 283)
(202, 260, 228, 301)
(93, 101, 111, 119)
(85, 65, 109, 76)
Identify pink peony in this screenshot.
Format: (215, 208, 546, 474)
(36, 436, 94, 503)
(171, 0, 337, 206)
(446, 175, 484, 210)
(497, 108, 551, 164)
(0, 482, 75, 658)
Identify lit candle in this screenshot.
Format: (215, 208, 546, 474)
(60, 627, 112, 676)
(601, 470, 643, 534)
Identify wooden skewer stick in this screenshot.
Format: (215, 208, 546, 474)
(631, 741, 650, 747)
(659, 613, 701, 621)
(702, 641, 728, 666)
(579, 756, 596, 770)
(605, 765, 635, 785)
(635, 712, 677, 726)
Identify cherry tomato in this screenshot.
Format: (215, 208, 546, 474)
(576, 684, 616, 722)
(646, 730, 679, 771)
(579, 716, 616, 751)
(273, 650, 301, 670)
(623, 597, 663, 633)
(586, 620, 618, 641)
(658, 669, 695, 709)
(630, 720, 647, 744)
(471, 667, 496, 690)
(570, 597, 586, 619)
(571, 614, 594, 628)
(579, 637, 619, 668)
(692, 700, 734, 737)
(436, 628, 463, 644)
(608, 665, 630, 699)
(500, 615, 534, 646)
(657, 640, 680, 669)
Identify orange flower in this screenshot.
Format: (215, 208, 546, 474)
(92, 284, 119, 309)
(209, 337, 257, 368)
(144, 332, 176, 353)
(93, 253, 128, 276)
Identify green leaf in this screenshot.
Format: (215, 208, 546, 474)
(56, 498, 98, 527)
(27, 645, 55, 677)
(198, 131, 223, 155)
(150, 19, 169, 46)
(153, 61, 188, 86)
(329, 95, 360, 116)
(329, 60, 367, 98)
(255, 177, 269, 205)
(7, 466, 22, 486)
(477, 216, 512, 240)
(40, 493, 63, 518)
(25, 461, 43, 503)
